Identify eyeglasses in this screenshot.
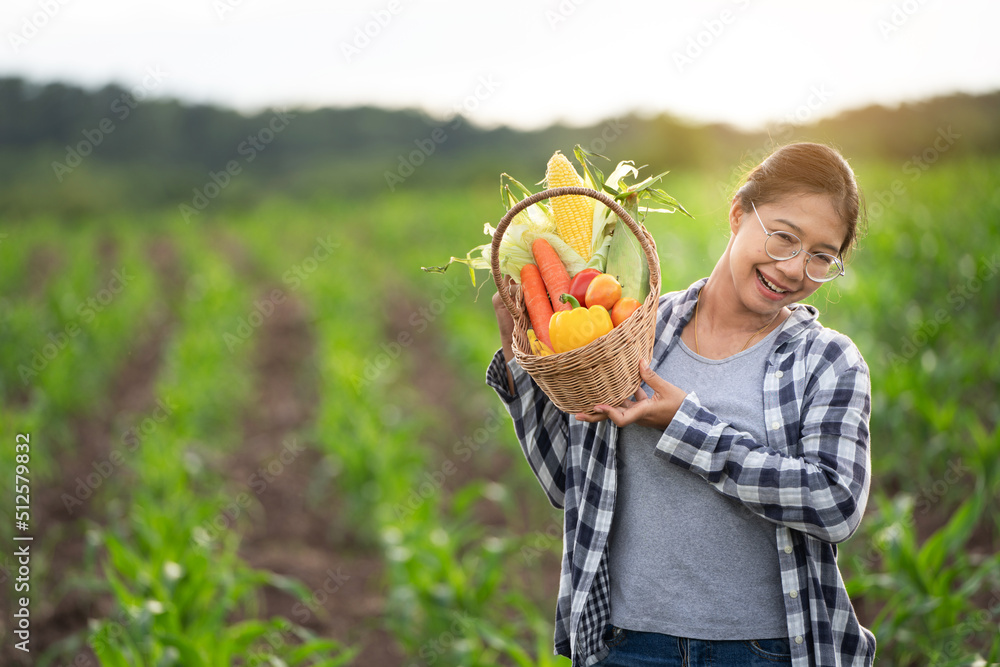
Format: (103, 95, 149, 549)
(751, 202, 845, 282)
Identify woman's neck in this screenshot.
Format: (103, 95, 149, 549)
(687, 259, 788, 358)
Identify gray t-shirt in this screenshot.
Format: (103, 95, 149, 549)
(608, 328, 788, 640)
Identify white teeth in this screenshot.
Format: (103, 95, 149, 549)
(759, 271, 788, 293)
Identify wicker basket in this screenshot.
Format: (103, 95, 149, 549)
(491, 186, 661, 414)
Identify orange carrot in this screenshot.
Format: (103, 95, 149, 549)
(531, 238, 572, 312)
(520, 263, 554, 349)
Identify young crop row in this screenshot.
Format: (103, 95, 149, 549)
(0, 222, 160, 486)
(9, 152, 996, 665)
(826, 158, 1000, 664)
(30, 220, 355, 666)
(217, 193, 570, 665)
(0, 220, 163, 647)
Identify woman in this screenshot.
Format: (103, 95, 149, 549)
(487, 143, 875, 666)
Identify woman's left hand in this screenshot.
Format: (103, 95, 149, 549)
(575, 360, 687, 429)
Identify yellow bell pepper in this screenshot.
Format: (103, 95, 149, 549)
(549, 294, 613, 353)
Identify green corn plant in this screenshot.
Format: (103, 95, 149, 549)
(27, 228, 359, 666)
(848, 471, 1000, 663)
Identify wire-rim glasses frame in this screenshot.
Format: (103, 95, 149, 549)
(750, 201, 846, 283)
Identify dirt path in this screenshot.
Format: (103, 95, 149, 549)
(24, 242, 63, 299)
(231, 288, 405, 664)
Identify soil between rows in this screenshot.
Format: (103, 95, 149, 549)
(8, 241, 560, 665)
(1, 298, 173, 664)
(232, 289, 406, 664)
(385, 289, 564, 655)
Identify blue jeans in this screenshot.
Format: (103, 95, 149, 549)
(596, 624, 793, 666)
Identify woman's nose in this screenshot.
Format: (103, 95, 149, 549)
(776, 252, 808, 281)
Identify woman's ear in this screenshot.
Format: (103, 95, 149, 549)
(728, 198, 745, 235)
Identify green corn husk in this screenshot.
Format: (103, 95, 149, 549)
(605, 192, 649, 302)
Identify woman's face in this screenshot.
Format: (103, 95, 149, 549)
(727, 192, 847, 314)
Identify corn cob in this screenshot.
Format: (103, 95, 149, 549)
(546, 151, 593, 260)
(605, 193, 650, 302)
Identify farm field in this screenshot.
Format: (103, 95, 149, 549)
(1, 153, 998, 666)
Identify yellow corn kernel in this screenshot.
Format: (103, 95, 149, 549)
(546, 151, 593, 260)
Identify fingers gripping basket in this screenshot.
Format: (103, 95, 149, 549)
(491, 186, 661, 414)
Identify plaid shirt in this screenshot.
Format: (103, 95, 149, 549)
(486, 278, 876, 666)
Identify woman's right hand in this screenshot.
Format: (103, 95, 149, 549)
(493, 276, 518, 350)
(574, 359, 686, 428)
(493, 276, 519, 394)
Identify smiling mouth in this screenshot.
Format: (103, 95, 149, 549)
(757, 269, 790, 294)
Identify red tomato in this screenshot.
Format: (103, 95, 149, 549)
(569, 268, 602, 307)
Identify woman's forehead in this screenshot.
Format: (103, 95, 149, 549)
(761, 193, 847, 251)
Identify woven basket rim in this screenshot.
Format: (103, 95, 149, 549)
(491, 186, 660, 313)
(490, 186, 661, 413)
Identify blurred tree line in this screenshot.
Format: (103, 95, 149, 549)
(0, 76, 997, 220)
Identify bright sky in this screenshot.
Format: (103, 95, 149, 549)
(2, 0, 998, 131)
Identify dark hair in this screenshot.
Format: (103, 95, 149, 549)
(733, 143, 865, 259)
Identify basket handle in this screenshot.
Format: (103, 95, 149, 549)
(490, 186, 661, 318)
